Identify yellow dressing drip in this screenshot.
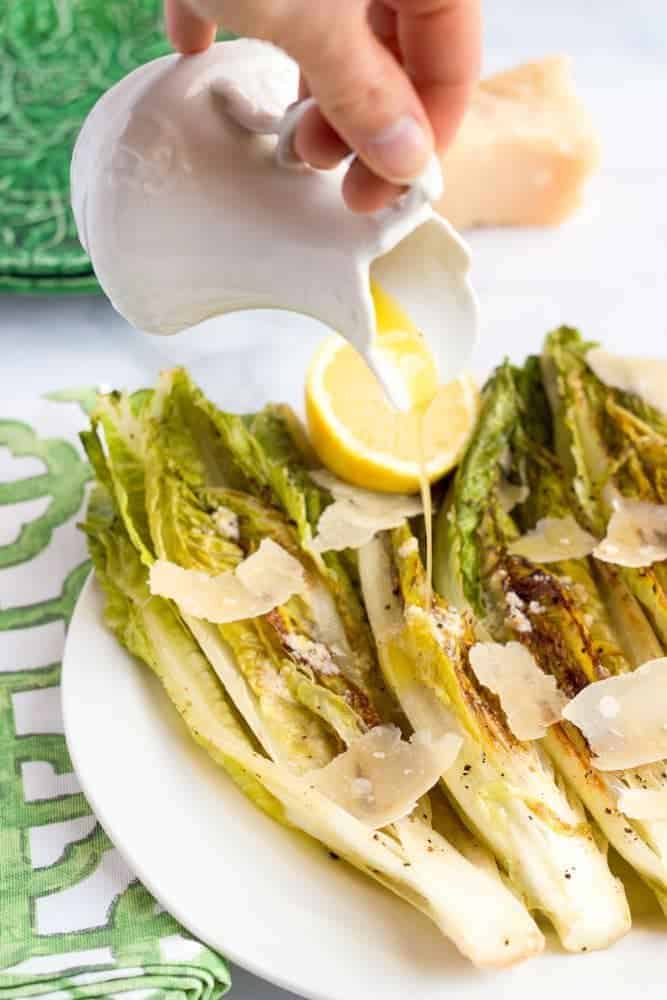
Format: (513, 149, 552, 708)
(370, 281, 439, 412)
(370, 280, 437, 609)
(417, 410, 433, 610)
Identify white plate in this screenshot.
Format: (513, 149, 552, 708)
(63, 574, 667, 1000)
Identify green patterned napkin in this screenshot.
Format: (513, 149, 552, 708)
(0, 390, 231, 998)
(0, 1, 234, 294)
(0, 0, 172, 293)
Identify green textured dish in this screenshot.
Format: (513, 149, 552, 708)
(0, 0, 189, 293)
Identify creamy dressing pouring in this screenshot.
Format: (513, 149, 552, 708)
(71, 38, 478, 408)
(71, 38, 479, 587)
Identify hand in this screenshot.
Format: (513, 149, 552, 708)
(165, 0, 480, 213)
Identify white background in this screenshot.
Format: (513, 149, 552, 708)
(2, 1, 666, 995)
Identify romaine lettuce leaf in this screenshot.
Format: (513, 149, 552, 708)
(82, 397, 544, 968)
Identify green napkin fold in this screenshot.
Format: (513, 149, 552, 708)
(0, 390, 231, 999)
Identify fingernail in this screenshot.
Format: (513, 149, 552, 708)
(367, 117, 430, 182)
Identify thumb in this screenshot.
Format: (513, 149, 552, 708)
(286, 11, 434, 185)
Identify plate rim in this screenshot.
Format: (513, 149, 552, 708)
(62, 573, 334, 1000)
(62, 566, 667, 1000)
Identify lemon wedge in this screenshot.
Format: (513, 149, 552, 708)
(305, 285, 479, 493)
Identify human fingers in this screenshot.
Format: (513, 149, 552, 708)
(165, 0, 216, 53)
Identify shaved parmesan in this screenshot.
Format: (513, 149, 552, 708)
(593, 498, 667, 568)
(149, 539, 306, 623)
(616, 787, 667, 820)
(469, 642, 568, 741)
(508, 515, 597, 563)
(562, 658, 667, 770)
(236, 538, 303, 595)
(586, 348, 667, 417)
(598, 695, 620, 719)
(505, 591, 533, 634)
(282, 632, 339, 676)
(498, 478, 529, 514)
(213, 506, 240, 541)
(312, 505, 399, 553)
(310, 470, 421, 553)
(310, 724, 461, 829)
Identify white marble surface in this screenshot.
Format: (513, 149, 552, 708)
(1, 1, 666, 996)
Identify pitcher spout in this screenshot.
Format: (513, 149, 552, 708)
(70, 38, 478, 407)
(366, 214, 479, 405)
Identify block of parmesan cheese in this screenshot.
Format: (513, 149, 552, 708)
(437, 57, 600, 229)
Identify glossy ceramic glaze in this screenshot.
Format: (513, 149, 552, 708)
(71, 39, 478, 402)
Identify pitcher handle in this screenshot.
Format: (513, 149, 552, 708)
(275, 96, 443, 210)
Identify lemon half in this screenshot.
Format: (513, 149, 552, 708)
(305, 286, 479, 493)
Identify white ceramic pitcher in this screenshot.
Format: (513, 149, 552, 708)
(71, 38, 478, 409)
